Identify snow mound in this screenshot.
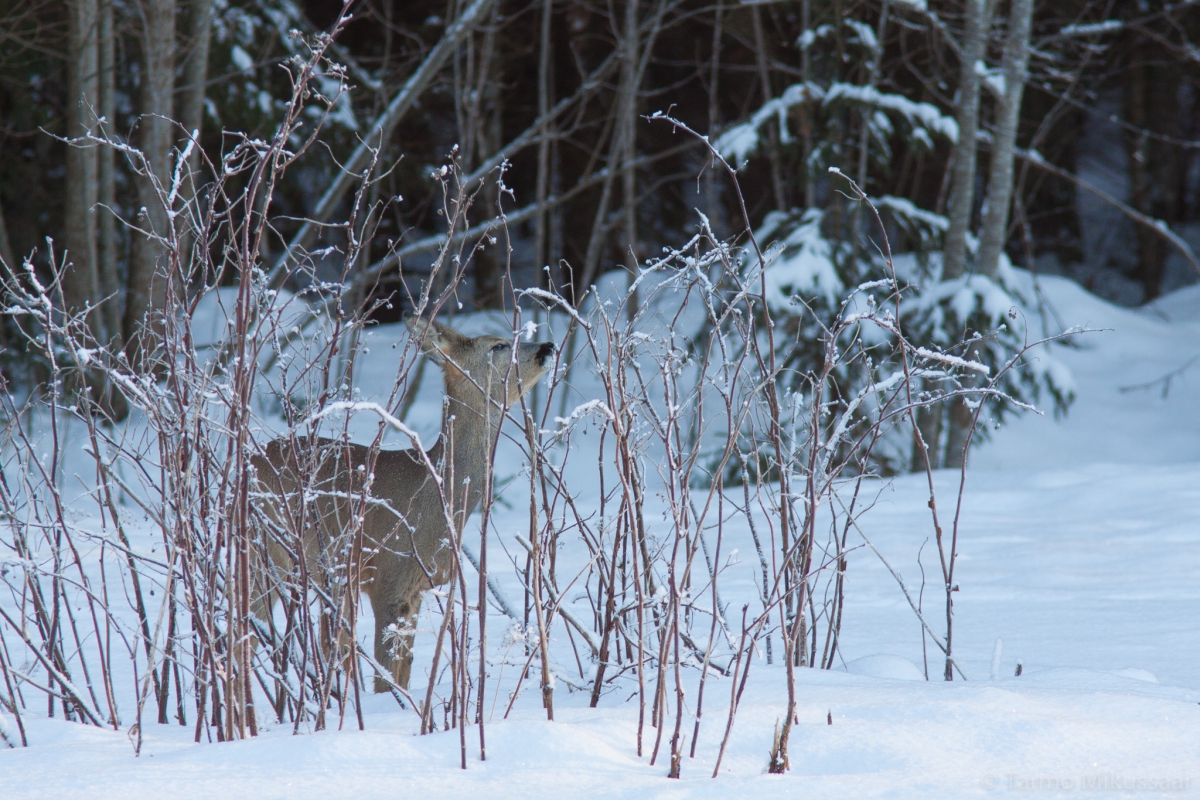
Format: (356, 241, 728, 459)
(1145, 280, 1200, 322)
(841, 654, 926, 681)
(1112, 668, 1159, 684)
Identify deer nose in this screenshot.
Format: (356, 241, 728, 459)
(536, 342, 555, 365)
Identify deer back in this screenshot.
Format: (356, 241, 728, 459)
(252, 436, 459, 593)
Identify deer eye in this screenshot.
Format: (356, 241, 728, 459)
(490, 343, 508, 353)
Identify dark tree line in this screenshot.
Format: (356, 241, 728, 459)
(2, 0, 1199, 386)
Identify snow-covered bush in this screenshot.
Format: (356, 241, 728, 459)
(746, 210, 1075, 475)
(900, 250, 1075, 429)
(711, 9, 1073, 473)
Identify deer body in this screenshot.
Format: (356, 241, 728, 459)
(251, 319, 554, 692)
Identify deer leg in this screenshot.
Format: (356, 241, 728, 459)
(319, 604, 333, 663)
(248, 536, 283, 655)
(333, 591, 356, 673)
(392, 596, 421, 691)
(248, 575, 274, 631)
(371, 593, 416, 693)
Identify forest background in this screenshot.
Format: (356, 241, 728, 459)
(3, 0, 1198, 383)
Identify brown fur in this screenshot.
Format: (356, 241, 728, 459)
(250, 318, 554, 692)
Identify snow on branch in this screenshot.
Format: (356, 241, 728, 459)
(304, 401, 425, 448)
(1058, 19, 1123, 37)
(550, 399, 615, 433)
(716, 80, 957, 167)
(876, 196, 950, 233)
(913, 347, 990, 375)
(714, 82, 823, 164)
(824, 83, 959, 142)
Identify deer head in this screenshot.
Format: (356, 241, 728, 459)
(406, 318, 555, 413)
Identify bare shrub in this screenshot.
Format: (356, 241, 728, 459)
(0, 45, 1081, 789)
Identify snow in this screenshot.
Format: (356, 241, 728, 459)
(824, 83, 959, 143)
(845, 20, 878, 53)
(757, 209, 844, 307)
(840, 654, 924, 681)
(798, 24, 834, 51)
(876, 195, 949, 232)
(981, 71, 1006, 99)
(1059, 20, 1124, 37)
(4, 275, 1200, 796)
(714, 83, 822, 165)
(230, 45, 253, 73)
(976, 274, 1200, 468)
(715, 81, 956, 167)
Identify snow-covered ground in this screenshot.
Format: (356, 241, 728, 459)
(2, 274, 1199, 798)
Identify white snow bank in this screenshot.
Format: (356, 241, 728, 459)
(840, 654, 925, 681)
(3, 667, 1197, 798)
(975, 274, 1200, 469)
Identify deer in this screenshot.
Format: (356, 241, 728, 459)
(250, 317, 555, 693)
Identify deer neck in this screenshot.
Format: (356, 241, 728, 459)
(438, 392, 502, 526)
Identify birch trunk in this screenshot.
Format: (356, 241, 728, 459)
(914, 0, 990, 473)
(941, 0, 991, 282)
(64, 0, 101, 332)
(945, 0, 1032, 471)
(97, 0, 121, 350)
(125, 0, 176, 368)
(975, 0, 1033, 279)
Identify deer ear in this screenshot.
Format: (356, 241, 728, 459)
(407, 317, 468, 364)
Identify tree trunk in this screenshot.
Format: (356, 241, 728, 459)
(1123, 38, 1182, 302)
(945, 0, 1031, 471)
(799, 0, 815, 211)
(851, 0, 889, 255)
(0, 192, 14, 270)
(975, 0, 1033, 279)
(621, 0, 639, 262)
(89, 0, 130, 419)
(620, 0, 640, 316)
(751, 5, 786, 213)
(943, 390, 975, 472)
(177, 0, 212, 164)
(175, 0, 214, 292)
(940, 0, 991, 282)
(915, 0, 989, 473)
(534, 0, 553, 287)
(468, 4, 504, 310)
(911, 389, 942, 472)
(64, 0, 101, 333)
(125, 0, 177, 369)
(705, 0, 725, 234)
(97, 0, 121, 351)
